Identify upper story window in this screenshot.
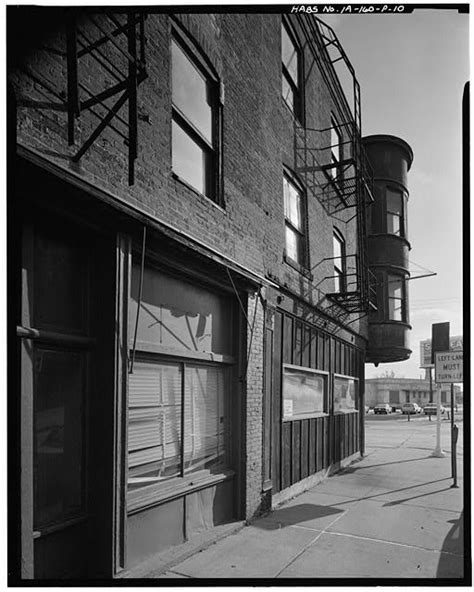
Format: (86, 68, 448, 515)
(281, 20, 302, 120)
(171, 32, 220, 202)
(283, 173, 307, 267)
(333, 229, 346, 292)
(330, 118, 343, 181)
(386, 187, 405, 237)
(387, 273, 406, 321)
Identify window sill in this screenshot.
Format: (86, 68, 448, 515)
(283, 412, 329, 422)
(171, 172, 225, 214)
(127, 468, 235, 515)
(283, 254, 313, 280)
(334, 409, 359, 414)
(130, 340, 236, 365)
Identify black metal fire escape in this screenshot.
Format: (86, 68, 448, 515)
(66, 9, 147, 185)
(295, 16, 377, 325)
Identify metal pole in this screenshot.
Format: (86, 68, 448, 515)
(431, 385, 445, 457)
(429, 366, 433, 402)
(451, 423, 459, 488)
(450, 383, 458, 486)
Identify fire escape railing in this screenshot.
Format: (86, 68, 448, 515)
(294, 15, 376, 317)
(66, 9, 147, 185)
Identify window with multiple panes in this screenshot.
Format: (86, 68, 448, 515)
(283, 173, 307, 266)
(386, 187, 405, 237)
(127, 262, 234, 498)
(387, 273, 406, 321)
(333, 229, 346, 293)
(282, 365, 328, 420)
(128, 358, 231, 488)
(171, 32, 220, 201)
(281, 20, 302, 120)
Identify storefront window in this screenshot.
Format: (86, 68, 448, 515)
(282, 365, 328, 420)
(128, 263, 234, 494)
(333, 375, 358, 413)
(128, 359, 231, 490)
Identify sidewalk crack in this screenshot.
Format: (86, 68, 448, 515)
(274, 509, 349, 578)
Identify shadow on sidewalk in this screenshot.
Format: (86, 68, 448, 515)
(253, 503, 342, 530)
(436, 510, 464, 578)
(339, 455, 431, 474)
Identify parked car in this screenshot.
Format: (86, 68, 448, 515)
(423, 404, 446, 416)
(401, 402, 422, 414)
(374, 403, 392, 415)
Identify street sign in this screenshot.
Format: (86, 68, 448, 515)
(431, 322, 450, 363)
(420, 335, 463, 368)
(435, 351, 463, 383)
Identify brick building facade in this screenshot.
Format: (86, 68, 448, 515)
(8, 8, 412, 581)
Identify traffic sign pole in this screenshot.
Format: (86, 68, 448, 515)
(431, 386, 445, 458)
(450, 383, 459, 488)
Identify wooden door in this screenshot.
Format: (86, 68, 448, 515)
(19, 215, 114, 579)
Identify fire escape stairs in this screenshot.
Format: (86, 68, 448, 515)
(293, 15, 377, 324)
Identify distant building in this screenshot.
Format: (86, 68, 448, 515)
(365, 377, 462, 409)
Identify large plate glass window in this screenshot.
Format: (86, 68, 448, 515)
(171, 31, 220, 202)
(282, 365, 328, 420)
(127, 262, 235, 501)
(387, 273, 406, 321)
(128, 358, 231, 489)
(281, 20, 302, 120)
(333, 375, 358, 413)
(283, 173, 307, 266)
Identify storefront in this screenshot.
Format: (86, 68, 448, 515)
(13, 155, 262, 579)
(263, 303, 365, 504)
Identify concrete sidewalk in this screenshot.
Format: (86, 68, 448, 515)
(148, 416, 467, 581)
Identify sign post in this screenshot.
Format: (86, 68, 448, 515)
(435, 350, 463, 487)
(451, 383, 457, 487)
(430, 323, 450, 458)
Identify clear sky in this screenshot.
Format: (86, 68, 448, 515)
(321, 7, 468, 379)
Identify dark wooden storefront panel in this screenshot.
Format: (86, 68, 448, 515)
(302, 327, 311, 368)
(282, 422, 292, 490)
(309, 419, 316, 474)
(294, 322, 302, 367)
(301, 420, 309, 480)
(292, 422, 301, 484)
(283, 315, 293, 365)
(270, 311, 363, 494)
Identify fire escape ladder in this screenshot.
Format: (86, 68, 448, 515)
(66, 10, 147, 185)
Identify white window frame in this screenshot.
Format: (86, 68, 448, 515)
(333, 373, 359, 414)
(333, 229, 346, 293)
(281, 19, 302, 120)
(282, 364, 329, 421)
(171, 29, 221, 203)
(283, 172, 307, 268)
(387, 273, 406, 322)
